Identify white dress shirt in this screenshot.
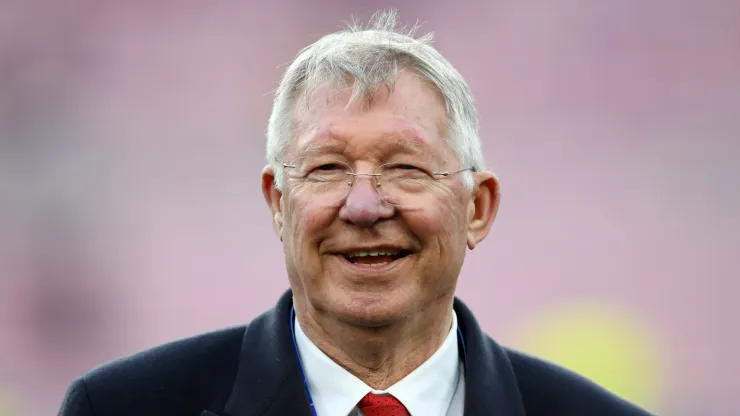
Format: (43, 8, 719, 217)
(294, 312, 465, 416)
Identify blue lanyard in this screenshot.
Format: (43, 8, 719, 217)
(289, 306, 468, 416)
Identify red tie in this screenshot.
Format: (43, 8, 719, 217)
(357, 393, 410, 416)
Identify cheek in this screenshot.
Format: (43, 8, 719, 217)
(404, 206, 447, 236)
(285, 194, 335, 248)
(409, 190, 468, 236)
(403, 196, 468, 255)
(283, 196, 337, 288)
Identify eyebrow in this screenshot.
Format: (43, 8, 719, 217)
(302, 143, 346, 154)
(384, 137, 427, 154)
(298, 132, 432, 158)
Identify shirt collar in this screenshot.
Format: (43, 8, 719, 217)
(294, 312, 461, 416)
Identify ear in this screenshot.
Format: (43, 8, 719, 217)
(261, 165, 284, 241)
(467, 171, 501, 250)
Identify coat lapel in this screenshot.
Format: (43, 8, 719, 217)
(219, 290, 313, 416)
(454, 297, 527, 416)
(208, 290, 527, 416)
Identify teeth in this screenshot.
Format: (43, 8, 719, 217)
(347, 250, 400, 258)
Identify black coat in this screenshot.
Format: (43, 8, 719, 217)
(58, 290, 652, 415)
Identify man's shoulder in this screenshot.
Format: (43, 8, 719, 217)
(85, 325, 246, 384)
(502, 346, 653, 415)
(60, 325, 247, 416)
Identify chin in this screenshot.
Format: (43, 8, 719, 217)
(327, 288, 415, 328)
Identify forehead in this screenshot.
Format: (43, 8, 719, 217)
(290, 72, 453, 161)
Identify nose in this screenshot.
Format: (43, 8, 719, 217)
(338, 175, 395, 227)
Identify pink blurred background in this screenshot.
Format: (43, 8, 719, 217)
(1, 1, 738, 414)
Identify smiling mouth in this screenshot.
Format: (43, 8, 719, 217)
(342, 249, 411, 267)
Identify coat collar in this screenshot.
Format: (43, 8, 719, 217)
(203, 290, 525, 416)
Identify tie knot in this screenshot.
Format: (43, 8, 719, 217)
(357, 393, 410, 416)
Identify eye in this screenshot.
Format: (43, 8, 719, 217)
(316, 163, 343, 171)
(382, 163, 431, 180)
(389, 163, 429, 173)
(395, 164, 419, 170)
(303, 161, 350, 182)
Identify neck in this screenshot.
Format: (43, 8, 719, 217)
(295, 299, 454, 390)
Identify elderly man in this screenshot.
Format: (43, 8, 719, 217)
(58, 10, 651, 416)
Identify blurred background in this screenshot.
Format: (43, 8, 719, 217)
(1, 0, 739, 414)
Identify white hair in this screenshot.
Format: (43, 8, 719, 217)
(266, 9, 485, 190)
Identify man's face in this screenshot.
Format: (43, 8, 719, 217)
(263, 71, 499, 327)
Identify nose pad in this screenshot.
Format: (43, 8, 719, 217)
(339, 175, 394, 227)
(345, 175, 381, 203)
